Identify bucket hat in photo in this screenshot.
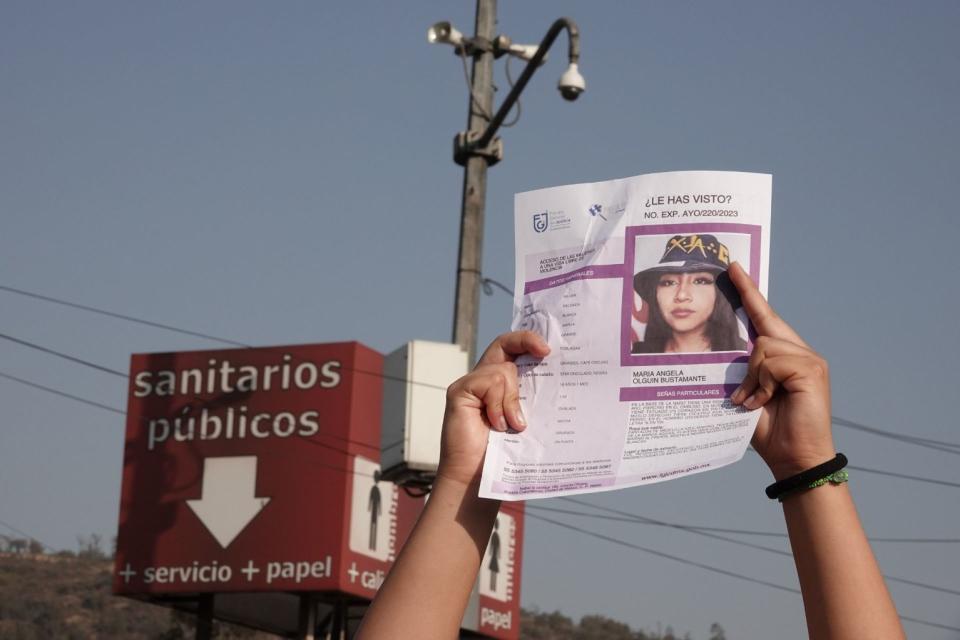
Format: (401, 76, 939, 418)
(633, 234, 733, 299)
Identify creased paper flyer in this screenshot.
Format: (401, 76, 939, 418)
(480, 171, 771, 501)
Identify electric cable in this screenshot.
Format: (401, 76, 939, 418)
(846, 464, 960, 489)
(5, 323, 960, 494)
(0, 368, 379, 460)
(525, 513, 960, 634)
(0, 518, 59, 554)
(0, 332, 127, 378)
(4, 370, 953, 549)
(480, 277, 515, 298)
(500, 56, 522, 128)
(3, 370, 956, 629)
(524, 504, 960, 544)
(560, 497, 960, 597)
(525, 511, 800, 593)
(4, 327, 959, 487)
(5, 293, 960, 600)
(6, 276, 959, 457)
(742, 448, 960, 489)
(833, 415, 960, 453)
(11, 280, 958, 454)
(0, 284, 249, 347)
(0, 331, 443, 452)
(457, 44, 492, 121)
(0, 371, 125, 415)
(0, 330, 449, 393)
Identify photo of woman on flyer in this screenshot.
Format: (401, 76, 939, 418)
(632, 234, 747, 354)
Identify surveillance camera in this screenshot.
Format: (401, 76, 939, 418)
(427, 21, 464, 47)
(558, 63, 585, 101)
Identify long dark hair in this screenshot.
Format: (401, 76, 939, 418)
(637, 272, 746, 353)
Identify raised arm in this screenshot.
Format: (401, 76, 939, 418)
(728, 262, 905, 640)
(356, 331, 549, 640)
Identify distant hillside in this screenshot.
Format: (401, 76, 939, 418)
(0, 553, 725, 639)
(0, 553, 267, 639)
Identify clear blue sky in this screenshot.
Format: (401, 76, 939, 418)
(1, 1, 958, 638)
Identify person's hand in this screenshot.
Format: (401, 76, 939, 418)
(436, 331, 550, 488)
(728, 262, 836, 481)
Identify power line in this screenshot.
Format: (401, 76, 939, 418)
(525, 513, 960, 634)
(525, 504, 960, 544)
(847, 464, 960, 489)
(833, 415, 960, 454)
(8, 283, 960, 456)
(9, 282, 960, 453)
(5, 291, 960, 601)
(743, 448, 960, 490)
(0, 371, 125, 415)
(0, 369, 394, 459)
(560, 498, 960, 597)
(9, 324, 957, 489)
(527, 511, 800, 593)
(7, 319, 957, 467)
(0, 518, 59, 553)
(0, 329, 449, 393)
(0, 331, 433, 452)
(4, 363, 956, 629)
(0, 335, 373, 455)
(6, 364, 955, 550)
(5, 327, 960, 515)
(0, 332, 127, 378)
(0, 284, 250, 347)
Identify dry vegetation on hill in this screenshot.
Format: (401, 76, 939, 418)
(0, 553, 724, 639)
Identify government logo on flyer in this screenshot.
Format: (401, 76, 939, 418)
(532, 212, 549, 233)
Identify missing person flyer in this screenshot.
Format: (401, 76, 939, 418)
(479, 171, 771, 500)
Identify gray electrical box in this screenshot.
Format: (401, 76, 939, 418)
(380, 340, 469, 486)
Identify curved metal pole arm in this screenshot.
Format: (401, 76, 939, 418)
(474, 17, 580, 149)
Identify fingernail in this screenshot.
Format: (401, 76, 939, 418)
(515, 409, 527, 427)
(497, 416, 508, 431)
(731, 386, 744, 403)
(743, 394, 758, 409)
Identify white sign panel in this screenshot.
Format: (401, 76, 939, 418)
(349, 456, 398, 561)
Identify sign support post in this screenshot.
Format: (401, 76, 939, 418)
(297, 594, 317, 640)
(196, 594, 213, 640)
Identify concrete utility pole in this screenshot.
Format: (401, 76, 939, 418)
(431, 2, 583, 363)
(451, 0, 497, 365)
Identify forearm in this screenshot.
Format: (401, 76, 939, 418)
(782, 484, 904, 640)
(356, 477, 500, 640)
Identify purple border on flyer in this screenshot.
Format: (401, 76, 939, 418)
(619, 383, 738, 402)
(524, 264, 626, 295)
(620, 223, 761, 367)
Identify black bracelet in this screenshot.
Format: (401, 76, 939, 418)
(765, 453, 848, 500)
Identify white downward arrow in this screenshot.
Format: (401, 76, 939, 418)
(186, 456, 270, 549)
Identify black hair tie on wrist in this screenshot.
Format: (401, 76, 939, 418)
(765, 453, 848, 500)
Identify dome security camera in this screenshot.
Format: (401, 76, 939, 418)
(558, 63, 585, 101)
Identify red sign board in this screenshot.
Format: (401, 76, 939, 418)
(113, 340, 521, 639)
(114, 342, 418, 596)
(474, 501, 525, 638)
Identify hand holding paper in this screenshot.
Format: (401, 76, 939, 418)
(437, 331, 550, 488)
(727, 262, 836, 481)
